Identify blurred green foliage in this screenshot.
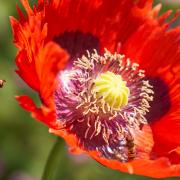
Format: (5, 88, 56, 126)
(0, 0, 179, 180)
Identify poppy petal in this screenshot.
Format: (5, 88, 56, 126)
(92, 155, 180, 178)
(10, 13, 47, 91)
(36, 41, 69, 108)
(122, 9, 180, 164)
(15, 49, 40, 92)
(45, 0, 157, 51)
(15, 41, 69, 128)
(122, 11, 180, 76)
(50, 125, 180, 178)
(16, 95, 59, 128)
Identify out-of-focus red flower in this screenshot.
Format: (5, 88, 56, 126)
(11, 0, 180, 178)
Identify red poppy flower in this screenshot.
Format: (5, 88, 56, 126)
(11, 0, 180, 178)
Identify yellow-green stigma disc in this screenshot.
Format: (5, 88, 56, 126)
(93, 71, 130, 110)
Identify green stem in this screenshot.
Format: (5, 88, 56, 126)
(41, 137, 64, 180)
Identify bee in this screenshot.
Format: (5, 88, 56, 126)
(113, 133, 136, 162)
(127, 137, 136, 160)
(0, 80, 6, 88)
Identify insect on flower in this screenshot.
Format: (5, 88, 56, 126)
(11, 0, 180, 178)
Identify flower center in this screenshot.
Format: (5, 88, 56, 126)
(54, 49, 154, 162)
(93, 71, 130, 110)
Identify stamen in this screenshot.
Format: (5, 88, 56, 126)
(54, 49, 154, 162)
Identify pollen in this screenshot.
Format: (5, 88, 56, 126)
(93, 71, 130, 110)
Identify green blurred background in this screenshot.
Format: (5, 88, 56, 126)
(0, 0, 179, 180)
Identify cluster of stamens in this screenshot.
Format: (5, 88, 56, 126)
(54, 49, 154, 162)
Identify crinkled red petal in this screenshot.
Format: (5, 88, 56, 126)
(122, 12, 180, 76)
(36, 41, 69, 108)
(91, 154, 180, 178)
(16, 95, 60, 128)
(10, 11, 47, 91)
(122, 10, 180, 164)
(11, 1, 69, 128)
(45, 0, 157, 51)
(14, 41, 69, 129)
(50, 125, 180, 178)
(15, 49, 40, 92)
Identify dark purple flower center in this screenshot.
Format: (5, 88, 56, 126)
(54, 47, 154, 162)
(54, 31, 100, 69)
